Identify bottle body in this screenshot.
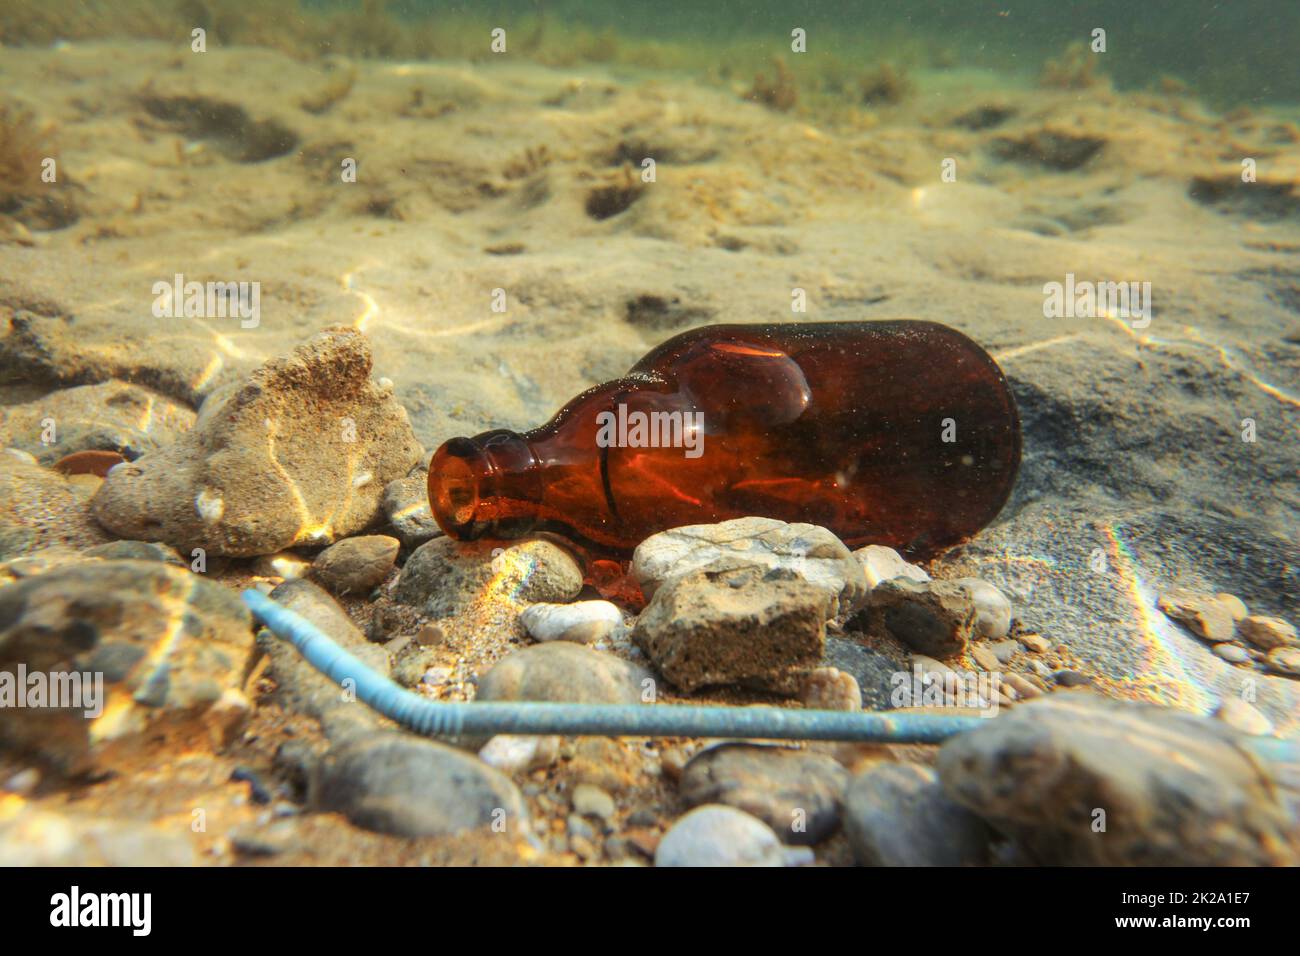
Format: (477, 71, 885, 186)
(428, 321, 1021, 559)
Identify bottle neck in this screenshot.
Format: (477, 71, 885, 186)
(427, 429, 543, 540)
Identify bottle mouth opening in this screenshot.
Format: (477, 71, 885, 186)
(428, 437, 488, 538)
(427, 432, 541, 541)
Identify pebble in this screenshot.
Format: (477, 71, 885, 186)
(632, 563, 828, 694)
(679, 743, 849, 845)
(1019, 633, 1050, 654)
(476, 642, 653, 706)
(1216, 593, 1249, 622)
(860, 578, 976, 658)
(478, 734, 561, 773)
(1237, 615, 1298, 651)
(395, 536, 583, 617)
(953, 577, 1013, 639)
(521, 600, 622, 644)
(970, 644, 1000, 672)
(252, 550, 312, 580)
(1001, 672, 1043, 699)
(1157, 588, 1238, 643)
(91, 328, 422, 557)
(1213, 697, 1274, 736)
(655, 805, 789, 867)
(937, 692, 1298, 865)
(572, 783, 617, 822)
(1266, 646, 1300, 676)
(313, 733, 528, 838)
(843, 762, 990, 866)
(800, 666, 861, 711)
(853, 544, 930, 589)
(1212, 643, 1249, 664)
(311, 534, 399, 594)
(82, 540, 185, 565)
(3, 767, 40, 796)
(1053, 669, 1092, 687)
(632, 516, 868, 619)
(381, 473, 442, 546)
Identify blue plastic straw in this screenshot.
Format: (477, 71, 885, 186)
(242, 589, 1300, 761)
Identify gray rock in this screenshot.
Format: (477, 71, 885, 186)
(858, 578, 976, 658)
(82, 540, 185, 565)
(311, 534, 399, 594)
(1213, 696, 1274, 736)
(0, 560, 254, 773)
(395, 536, 582, 618)
(381, 473, 441, 546)
(0, 380, 195, 465)
(476, 642, 652, 705)
(952, 577, 1013, 639)
(572, 783, 616, 822)
(680, 743, 849, 845)
(632, 563, 829, 694)
(312, 733, 528, 838)
(632, 517, 867, 619)
(520, 600, 622, 644)
(655, 805, 787, 867)
(936, 692, 1300, 865)
(91, 327, 422, 557)
(854, 544, 930, 589)
(843, 762, 991, 866)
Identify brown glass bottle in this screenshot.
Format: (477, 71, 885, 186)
(428, 321, 1020, 559)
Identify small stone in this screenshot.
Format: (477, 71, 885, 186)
(800, 666, 861, 711)
(311, 534, 399, 594)
(1053, 669, 1092, 687)
(843, 762, 990, 866)
(679, 743, 849, 845)
(572, 783, 617, 822)
(396, 537, 582, 617)
(82, 540, 185, 565)
(1212, 643, 1249, 664)
(860, 578, 976, 658)
(633, 516, 868, 618)
(1216, 593, 1249, 622)
(1019, 633, 1050, 654)
(1214, 697, 1274, 736)
(1157, 588, 1237, 643)
(478, 735, 561, 773)
(415, 623, 445, 646)
(853, 544, 930, 589)
(381, 473, 441, 546)
(655, 805, 787, 867)
(312, 733, 528, 838)
(989, 639, 1020, 664)
(970, 644, 1000, 672)
(1237, 615, 1298, 651)
(476, 642, 653, 705)
(1001, 672, 1043, 699)
(3, 767, 40, 795)
(520, 600, 622, 644)
(1265, 646, 1300, 676)
(952, 578, 1013, 639)
(632, 563, 829, 694)
(251, 551, 313, 580)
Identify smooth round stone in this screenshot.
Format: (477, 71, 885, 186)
(311, 534, 399, 594)
(477, 735, 561, 773)
(476, 642, 652, 706)
(953, 577, 1013, 639)
(655, 805, 787, 867)
(854, 544, 930, 589)
(843, 762, 990, 866)
(1213, 697, 1274, 737)
(521, 600, 622, 644)
(571, 783, 616, 822)
(1212, 643, 1249, 664)
(1266, 646, 1300, 676)
(1238, 615, 1298, 651)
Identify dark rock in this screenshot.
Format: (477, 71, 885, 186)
(680, 743, 849, 845)
(843, 762, 991, 866)
(936, 692, 1300, 865)
(311, 534, 399, 594)
(859, 578, 976, 658)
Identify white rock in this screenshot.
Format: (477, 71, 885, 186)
(520, 600, 622, 644)
(478, 734, 561, 773)
(1213, 697, 1274, 737)
(655, 805, 787, 867)
(632, 517, 867, 618)
(954, 577, 1013, 639)
(252, 550, 312, 580)
(854, 544, 930, 589)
